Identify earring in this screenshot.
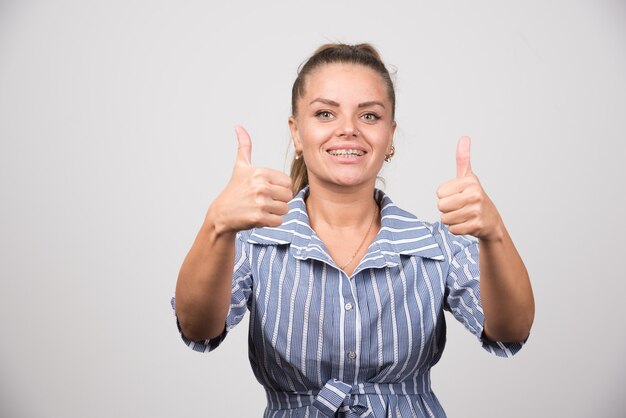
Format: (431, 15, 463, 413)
(295, 152, 302, 160)
(384, 145, 395, 162)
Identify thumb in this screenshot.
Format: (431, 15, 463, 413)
(234, 125, 252, 166)
(456, 136, 472, 177)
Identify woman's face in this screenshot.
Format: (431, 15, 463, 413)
(289, 63, 396, 191)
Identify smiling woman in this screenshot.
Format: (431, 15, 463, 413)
(173, 43, 534, 418)
(289, 63, 395, 194)
(288, 44, 397, 197)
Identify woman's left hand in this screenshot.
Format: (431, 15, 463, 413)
(436, 136, 504, 242)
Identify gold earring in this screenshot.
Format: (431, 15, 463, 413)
(385, 145, 395, 162)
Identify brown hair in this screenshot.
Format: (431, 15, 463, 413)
(289, 43, 396, 195)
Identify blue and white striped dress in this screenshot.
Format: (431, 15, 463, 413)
(173, 187, 523, 417)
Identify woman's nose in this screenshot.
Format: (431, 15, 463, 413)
(336, 123, 360, 138)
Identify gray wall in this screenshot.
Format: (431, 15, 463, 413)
(1, 1, 625, 417)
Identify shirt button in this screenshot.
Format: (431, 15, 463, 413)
(347, 351, 357, 360)
(344, 303, 353, 311)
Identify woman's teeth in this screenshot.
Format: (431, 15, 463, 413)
(328, 149, 365, 157)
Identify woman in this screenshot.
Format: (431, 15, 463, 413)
(173, 43, 534, 417)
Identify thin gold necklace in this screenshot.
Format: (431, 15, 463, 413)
(339, 204, 379, 271)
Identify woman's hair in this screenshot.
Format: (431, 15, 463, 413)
(289, 43, 396, 195)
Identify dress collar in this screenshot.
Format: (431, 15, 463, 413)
(247, 186, 444, 272)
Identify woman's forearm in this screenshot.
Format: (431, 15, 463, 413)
(175, 216, 237, 342)
(479, 224, 534, 343)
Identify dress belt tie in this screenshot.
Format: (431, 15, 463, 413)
(265, 375, 431, 416)
(311, 379, 373, 418)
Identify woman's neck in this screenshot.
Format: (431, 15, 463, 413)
(305, 181, 379, 231)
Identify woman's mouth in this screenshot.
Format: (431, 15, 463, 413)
(327, 149, 366, 157)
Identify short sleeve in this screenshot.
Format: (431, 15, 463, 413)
(440, 225, 524, 357)
(171, 231, 253, 353)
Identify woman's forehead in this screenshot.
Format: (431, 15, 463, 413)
(300, 63, 390, 102)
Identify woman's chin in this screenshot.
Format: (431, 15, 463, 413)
(309, 168, 378, 190)
(327, 176, 373, 189)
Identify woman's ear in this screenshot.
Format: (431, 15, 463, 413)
(388, 120, 397, 153)
(288, 116, 302, 154)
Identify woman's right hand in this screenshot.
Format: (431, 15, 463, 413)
(176, 125, 292, 341)
(206, 126, 293, 235)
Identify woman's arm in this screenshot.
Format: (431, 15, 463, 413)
(175, 218, 238, 342)
(477, 223, 534, 342)
(437, 136, 534, 343)
(175, 126, 292, 341)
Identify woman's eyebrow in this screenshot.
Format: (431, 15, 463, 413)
(309, 98, 339, 106)
(358, 101, 385, 109)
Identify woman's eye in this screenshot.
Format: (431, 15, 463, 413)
(316, 111, 333, 120)
(362, 113, 381, 122)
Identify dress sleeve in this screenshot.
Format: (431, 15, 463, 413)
(171, 231, 253, 353)
(439, 224, 524, 358)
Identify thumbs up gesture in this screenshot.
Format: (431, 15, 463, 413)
(436, 137, 503, 241)
(206, 126, 293, 234)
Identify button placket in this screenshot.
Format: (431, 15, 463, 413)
(340, 271, 359, 381)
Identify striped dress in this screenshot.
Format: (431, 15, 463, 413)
(173, 187, 524, 417)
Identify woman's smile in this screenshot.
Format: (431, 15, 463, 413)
(326, 144, 367, 162)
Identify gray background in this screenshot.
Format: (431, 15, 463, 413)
(1, 0, 625, 417)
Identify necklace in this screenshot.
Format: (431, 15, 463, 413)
(339, 204, 379, 271)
